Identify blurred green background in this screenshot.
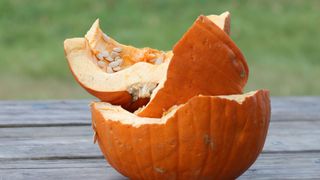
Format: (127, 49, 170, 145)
(0, 0, 319, 99)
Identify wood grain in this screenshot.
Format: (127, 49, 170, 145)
(0, 98, 319, 179)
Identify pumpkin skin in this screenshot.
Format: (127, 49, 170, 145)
(64, 12, 232, 110)
(91, 90, 270, 180)
(138, 15, 248, 118)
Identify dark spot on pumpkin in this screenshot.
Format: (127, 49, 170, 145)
(203, 134, 214, 150)
(240, 70, 246, 78)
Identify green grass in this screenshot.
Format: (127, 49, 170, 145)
(0, 0, 319, 99)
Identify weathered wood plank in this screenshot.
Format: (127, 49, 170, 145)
(0, 113, 90, 127)
(241, 152, 320, 179)
(0, 159, 126, 180)
(1, 120, 319, 160)
(0, 126, 101, 159)
(0, 152, 319, 180)
(264, 120, 320, 152)
(0, 97, 319, 126)
(0, 126, 91, 139)
(271, 97, 320, 122)
(0, 100, 91, 127)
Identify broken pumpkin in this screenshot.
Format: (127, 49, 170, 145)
(92, 90, 270, 180)
(64, 11, 270, 180)
(64, 12, 239, 112)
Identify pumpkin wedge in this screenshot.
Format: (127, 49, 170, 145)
(91, 90, 270, 180)
(64, 12, 232, 111)
(137, 15, 248, 117)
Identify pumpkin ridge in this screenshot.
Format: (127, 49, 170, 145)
(220, 100, 250, 179)
(92, 108, 121, 174)
(147, 126, 157, 180)
(191, 97, 201, 179)
(176, 111, 181, 180)
(129, 125, 144, 180)
(109, 122, 129, 177)
(198, 98, 213, 179)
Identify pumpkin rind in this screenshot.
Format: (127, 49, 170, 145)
(92, 90, 270, 180)
(138, 15, 249, 118)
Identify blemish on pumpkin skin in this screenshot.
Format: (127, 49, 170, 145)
(202, 38, 210, 46)
(154, 167, 165, 174)
(240, 70, 246, 78)
(203, 134, 214, 150)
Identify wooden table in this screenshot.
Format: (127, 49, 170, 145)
(0, 97, 319, 179)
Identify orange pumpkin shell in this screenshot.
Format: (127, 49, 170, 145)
(91, 90, 270, 180)
(138, 15, 248, 118)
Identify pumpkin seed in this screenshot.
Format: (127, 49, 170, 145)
(97, 51, 113, 62)
(127, 82, 158, 102)
(154, 57, 163, 64)
(96, 53, 104, 60)
(105, 55, 114, 62)
(100, 51, 110, 57)
(111, 51, 120, 59)
(112, 47, 122, 53)
(112, 66, 122, 71)
(97, 60, 107, 68)
(109, 58, 123, 68)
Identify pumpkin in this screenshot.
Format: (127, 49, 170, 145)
(64, 12, 233, 111)
(91, 90, 270, 180)
(64, 11, 270, 180)
(137, 15, 248, 118)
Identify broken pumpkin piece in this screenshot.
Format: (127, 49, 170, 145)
(137, 15, 248, 118)
(91, 90, 270, 180)
(64, 12, 231, 110)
